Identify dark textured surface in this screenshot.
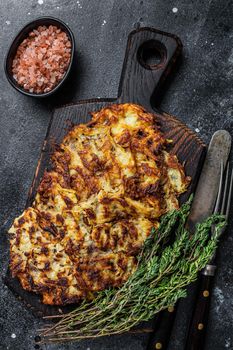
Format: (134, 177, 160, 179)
(0, 1, 232, 349)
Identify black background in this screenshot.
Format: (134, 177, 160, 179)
(0, 1, 232, 349)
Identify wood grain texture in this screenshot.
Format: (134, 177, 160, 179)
(5, 27, 206, 317)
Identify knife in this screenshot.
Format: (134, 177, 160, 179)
(185, 131, 232, 350)
(146, 130, 232, 350)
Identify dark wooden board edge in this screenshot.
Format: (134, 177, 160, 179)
(157, 110, 206, 201)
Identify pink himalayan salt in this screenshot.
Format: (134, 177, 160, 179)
(12, 25, 72, 94)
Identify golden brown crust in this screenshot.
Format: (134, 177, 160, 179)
(9, 103, 190, 305)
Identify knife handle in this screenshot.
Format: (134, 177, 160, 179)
(146, 306, 177, 350)
(185, 270, 216, 350)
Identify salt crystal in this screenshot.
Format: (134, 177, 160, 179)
(50, 75, 56, 83)
(172, 7, 178, 13)
(11, 334, 16, 339)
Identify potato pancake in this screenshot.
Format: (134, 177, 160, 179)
(8, 104, 190, 305)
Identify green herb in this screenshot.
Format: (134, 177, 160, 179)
(40, 197, 226, 343)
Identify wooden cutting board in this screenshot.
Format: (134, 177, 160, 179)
(5, 27, 206, 317)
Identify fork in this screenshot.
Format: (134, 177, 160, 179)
(185, 161, 233, 350)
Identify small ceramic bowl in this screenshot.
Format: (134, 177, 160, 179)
(4, 16, 75, 98)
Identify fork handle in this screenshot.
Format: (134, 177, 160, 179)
(185, 266, 216, 350)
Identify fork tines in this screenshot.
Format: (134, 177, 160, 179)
(214, 161, 233, 221)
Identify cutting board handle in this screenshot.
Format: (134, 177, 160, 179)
(118, 27, 182, 110)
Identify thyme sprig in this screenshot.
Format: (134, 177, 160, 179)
(40, 197, 226, 343)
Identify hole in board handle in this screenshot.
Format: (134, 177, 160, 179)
(137, 40, 167, 70)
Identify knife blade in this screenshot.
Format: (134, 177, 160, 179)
(147, 129, 232, 350)
(186, 129, 231, 233)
